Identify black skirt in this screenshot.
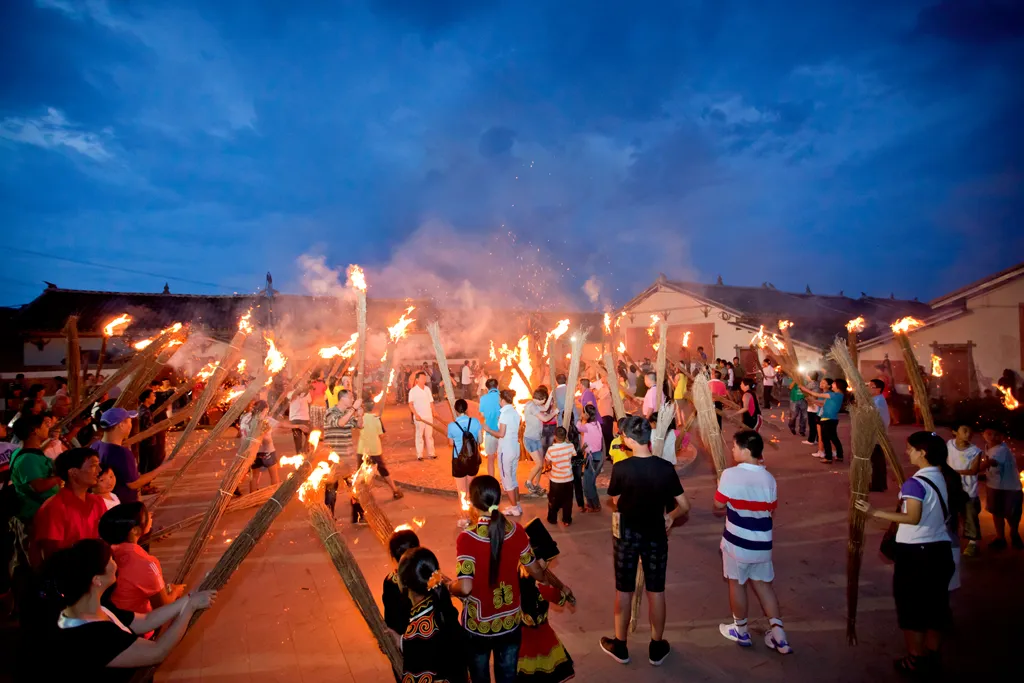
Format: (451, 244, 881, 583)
(893, 541, 953, 632)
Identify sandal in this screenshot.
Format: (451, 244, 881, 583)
(893, 654, 933, 677)
(392, 490, 405, 500)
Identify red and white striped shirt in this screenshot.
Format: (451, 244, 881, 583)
(545, 442, 576, 483)
(714, 463, 777, 563)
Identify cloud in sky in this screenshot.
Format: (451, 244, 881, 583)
(0, 0, 1021, 308)
(0, 107, 112, 161)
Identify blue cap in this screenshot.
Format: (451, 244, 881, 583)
(99, 407, 138, 429)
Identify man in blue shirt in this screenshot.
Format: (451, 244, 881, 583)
(579, 378, 601, 423)
(804, 378, 847, 464)
(478, 378, 501, 478)
(553, 374, 575, 424)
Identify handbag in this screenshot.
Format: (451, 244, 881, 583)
(880, 474, 949, 561)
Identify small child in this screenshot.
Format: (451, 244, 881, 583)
(544, 427, 576, 526)
(99, 502, 184, 616)
(714, 430, 791, 654)
(518, 519, 576, 682)
(357, 400, 403, 500)
(398, 546, 467, 683)
(92, 464, 120, 510)
(981, 426, 1023, 550)
(383, 529, 419, 646)
(733, 378, 762, 432)
(608, 417, 631, 464)
(946, 424, 982, 556)
(576, 405, 604, 512)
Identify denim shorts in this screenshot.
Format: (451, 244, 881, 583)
(523, 437, 542, 453)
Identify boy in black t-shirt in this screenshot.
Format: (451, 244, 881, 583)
(601, 415, 691, 668)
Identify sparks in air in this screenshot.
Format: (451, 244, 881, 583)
(347, 264, 367, 292)
(931, 354, 943, 377)
(891, 317, 924, 334)
(386, 307, 416, 342)
(846, 316, 866, 333)
(238, 309, 254, 335)
(543, 319, 571, 356)
(102, 314, 132, 337)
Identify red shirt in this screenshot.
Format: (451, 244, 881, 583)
(456, 518, 535, 636)
(111, 543, 166, 614)
(32, 488, 106, 550)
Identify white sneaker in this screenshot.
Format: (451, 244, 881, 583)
(800, 440, 814, 445)
(811, 451, 825, 458)
(501, 505, 523, 516)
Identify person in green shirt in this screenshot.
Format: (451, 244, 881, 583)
(9, 412, 63, 521)
(787, 376, 807, 438)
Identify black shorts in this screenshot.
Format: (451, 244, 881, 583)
(893, 541, 953, 632)
(363, 454, 389, 477)
(452, 455, 476, 478)
(613, 526, 669, 592)
(986, 488, 1023, 520)
(251, 451, 276, 469)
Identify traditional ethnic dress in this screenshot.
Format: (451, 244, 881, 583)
(401, 593, 467, 683)
(517, 575, 574, 682)
(382, 570, 411, 635)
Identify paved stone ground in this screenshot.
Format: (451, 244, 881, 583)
(145, 400, 1023, 683)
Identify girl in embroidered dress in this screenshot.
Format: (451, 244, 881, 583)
(517, 519, 575, 682)
(399, 547, 467, 683)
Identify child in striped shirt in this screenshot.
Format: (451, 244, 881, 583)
(544, 427, 577, 526)
(713, 430, 792, 655)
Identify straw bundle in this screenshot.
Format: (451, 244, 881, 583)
(351, 464, 395, 549)
(845, 402, 874, 645)
(171, 411, 268, 584)
(602, 352, 626, 420)
(164, 328, 249, 464)
(94, 336, 109, 386)
(115, 341, 183, 409)
(691, 373, 727, 479)
(829, 339, 906, 486)
(149, 370, 270, 513)
(427, 321, 458, 416)
(847, 328, 859, 369)
(355, 290, 367, 398)
(894, 331, 935, 431)
(654, 320, 668, 408)
(548, 349, 558, 394)
(152, 381, 193, 415)
(124, 401, 195, 446)
(271, 354, 318, 417)
(57, 326, 178, 431)
(328, 354, 353, 385)
(147, 485, 275, 542)
(650, 401, 675, 459)
(561, 330, 588, 430)
(375, 343, 398, 414)
(307, 502, 404, 677)
(64, 316, 82, 410)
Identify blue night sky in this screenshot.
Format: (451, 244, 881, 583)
(1, 0, 1021, 309)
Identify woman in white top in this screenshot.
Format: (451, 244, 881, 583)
(855, 431, 965, 677)
(288, 389, 311, 456)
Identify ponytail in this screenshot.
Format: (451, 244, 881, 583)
(469, 476, 505, 586)
(909, 430, 967, 520)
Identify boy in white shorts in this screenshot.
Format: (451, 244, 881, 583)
(713, 429, 792, 654)
(481, 390, 523, 516)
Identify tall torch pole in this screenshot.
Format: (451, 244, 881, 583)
(350, 265, 368, 399)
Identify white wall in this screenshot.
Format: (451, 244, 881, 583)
(860, 276, 1023, 392)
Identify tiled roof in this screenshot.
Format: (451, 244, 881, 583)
(624, 279, 934, 349)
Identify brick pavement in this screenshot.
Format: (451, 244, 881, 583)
(151, 404, 1024, 682)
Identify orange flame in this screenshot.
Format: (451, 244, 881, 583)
(387, 306, 416, 342)
(308, 429, 322, 450)
(319, 333, 359, 360)
(103, 314, 132, 337)
(770, 333, 786, 352)
(543, 319, 571, 356)
(489, 340, 498, 362)
(646, 314, 660, 338)
(238, 309, 254, 335)
(603, 312, 612, 335)
(993, 384, 1019, 410)
(778, 320, 793, 331)
(682, 331, 691, 348)
(279, 454, 303, 468)
(846, 316, 866, 333)
(236, 359, 246, 374)
(264, 337, 287, 374)
(750, 325, 769, 349)
(459, 490, 470, 512)
(347, 264, 367, 292)
(617, 341, 626, 354)
(221, 386, 245, 404)
(930, 354, 943, 377)
(506, 336, 533, 415)
(196, 361, 219, 381)
(652, 342, 660, 353)
(373, 368, 397, 403)
(297, 461, 331, 502)
(891, 317, 924, 334)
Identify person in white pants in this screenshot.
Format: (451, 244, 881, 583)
(408, 372, 437, 460)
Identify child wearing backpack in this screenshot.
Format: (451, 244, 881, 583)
(447, 399, 482, 527)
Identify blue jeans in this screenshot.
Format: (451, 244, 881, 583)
(583, 455, 604, 507)
(467, 628, 521, 683)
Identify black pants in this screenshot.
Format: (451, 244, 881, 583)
(714, 401, 723, 428)
(762, 385, 773, 409)
(820, 419, 843, 461)
(571, 461, 585, 509)
(324, 481, 339, 514)
(807, 412, 819, 443)
(547, 481, 574, 524)
(600, 415, 614, 460)
(869, 444, 887, 492)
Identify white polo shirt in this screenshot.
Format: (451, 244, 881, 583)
(408, 385, 434, 423)
(497, 404, 520, 456)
